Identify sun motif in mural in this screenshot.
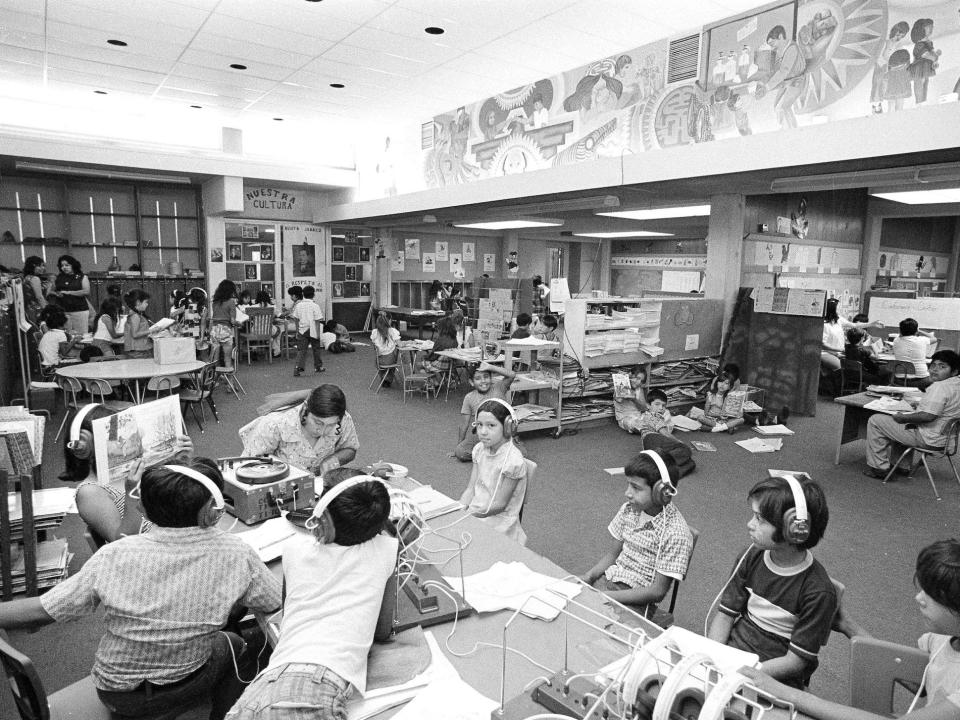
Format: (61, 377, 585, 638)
(488, 134, 548, 177)
(797, 0, 885, 111)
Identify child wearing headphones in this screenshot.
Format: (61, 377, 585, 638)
(580, 450, 694, 614)
(458, 398, 529, 544)
(738, 537, 960, 720)
(226, 476, 398, 720)
(707, 474, 837, 689)
(0, 460, 282, 720)
(61, 403, 194, 546)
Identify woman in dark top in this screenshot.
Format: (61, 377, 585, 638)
(21, 255, 48, 326)
(50, 254, 90, 334)
(845, 328, 892, 386)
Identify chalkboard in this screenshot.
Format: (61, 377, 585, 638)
(870, 297, 960, 331)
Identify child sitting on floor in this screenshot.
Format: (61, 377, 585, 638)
(226, 476, 398, 720)
(581, 449, 694, 616)
(455, 361, 517, 461)
(708, 474, 836, 689)
(37, 305, 82, 368)
(0, 461, 282, 720)
(741, 537, 960, 720)
(459, 398, 528, 544)
(689, 363, 744, 433)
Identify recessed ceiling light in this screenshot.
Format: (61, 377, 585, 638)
(230, 63, 247, 70)
(454, 219, 563, 230)
(596, 204, 711, 220)
(330, 83, 345, 88)
(870, 188, 960, 204)
(573, 231, 674, 238)
(94, 90, 107, 95)
(425, 27, 445, 35)
(107, 39, 127, 46)
(190, 105, 202, 109)
(273, 117, 284, 121)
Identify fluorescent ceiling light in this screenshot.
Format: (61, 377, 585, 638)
(870, 188, 960, 204)
(574, 231, 673, 238)
(454, 219, 564, 230)
(597, 204, 711, 220)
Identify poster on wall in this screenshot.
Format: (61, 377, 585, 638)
(422, 252, 436, 272)
(450, 253, 463, 275)
(436, 241, 449, 261)
(405, 238, 420, 260)
(483, 254, 496, 272)
(463, 242, 475, 262)
(392, 250, 405, 272)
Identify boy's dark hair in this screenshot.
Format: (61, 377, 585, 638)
(40, 305, 67, 329)
(915, 539, 960, 616)
(303, 286, 316, 299)
(516, 313, 532, 327)
(625, 450, 679, 489)
(899, 318, 919, 336)
(932, 350, 960, 374)
(647, 388, 668, 404)
(542, 315, 558, 329)
(139, 458, 224, 528)
(723, 362, 740, 382)
(327, 480, 391, 546)
(749, 476, 829, 550)
(846, 328, 865, 345)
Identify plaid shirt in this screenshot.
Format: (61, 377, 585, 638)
(605, 502, 693, 588)
(40, 526, 281, 691)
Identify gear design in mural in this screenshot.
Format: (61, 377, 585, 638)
(797, 0, 885, 111)
(488, 134, 548, 177)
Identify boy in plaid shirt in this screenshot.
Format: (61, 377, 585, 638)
(581, 450, 693, 615)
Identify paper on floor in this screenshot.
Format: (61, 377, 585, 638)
(443, 561, 581, 621)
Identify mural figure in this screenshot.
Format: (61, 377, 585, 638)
(755, 25, 808, 129)
(909, 18, 940, 105)
(872, 22, 910, 113)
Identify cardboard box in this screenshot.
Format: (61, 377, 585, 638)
(154, 337, 196, 365)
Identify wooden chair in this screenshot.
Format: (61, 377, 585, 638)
(0, 629, 112, 720)
(179, 362, 219, 432)
(849, 636, 927, 714)
(644, 526, 700, 629)
(215, 346, 246, 400)
(239, 308, 275, 365)
(881, 417, 960, 500)
(369, 352, 401, 394)
(840, 358, 864, 395)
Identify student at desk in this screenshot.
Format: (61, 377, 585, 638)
(863, 350, 960, 478)
(226, 476, 397, 720)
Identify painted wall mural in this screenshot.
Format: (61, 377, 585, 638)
(415, 0, 960, 192)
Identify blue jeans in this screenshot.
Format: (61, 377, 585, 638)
(226, 663, 351, 720)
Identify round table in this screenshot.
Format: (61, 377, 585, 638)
(55, 359, 207, 403)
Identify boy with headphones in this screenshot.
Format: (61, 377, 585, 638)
(226, 475, 398, 720)
(707, 474, 837, 689)
(0, 460, 282, 720)
(580, 450, 695, 616)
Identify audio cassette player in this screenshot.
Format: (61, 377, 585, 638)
(218, 456, 315, 525)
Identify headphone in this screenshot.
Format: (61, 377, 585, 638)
(476, 397, 518, 438)
(640, 450, 677, 506)
(66, 403, 103, 459)
(306, 474, 389, 544)
(780, 474, 810, 545)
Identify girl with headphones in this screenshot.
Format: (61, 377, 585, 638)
(62, 403, 194, 546)
(457, 398, 529, 545)
(707, 474, 837, 689)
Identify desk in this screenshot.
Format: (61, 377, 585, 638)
(382, 307, 445, 339)
(55, 358, 206, 403)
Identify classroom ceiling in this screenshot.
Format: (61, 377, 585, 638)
(0, 0, 761, 128)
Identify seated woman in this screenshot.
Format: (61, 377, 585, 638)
(844, 328, 892, 386)
(60, 403, 193, 546)
(240, 384, 359, 477)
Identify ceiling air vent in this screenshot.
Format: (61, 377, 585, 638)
(666, 33, 701, 85)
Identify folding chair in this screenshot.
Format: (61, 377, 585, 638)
(881, 417, 960, 500)
(0, 629, 112, 720)
(849, 636, 928, 714)
(644, 526, 700, 629)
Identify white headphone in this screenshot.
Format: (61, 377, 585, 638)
(781, 474, 810, 544)
(306, 474, 389, 542)
(67, 403, 102, 454)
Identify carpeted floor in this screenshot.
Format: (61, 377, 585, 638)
(4, 340, 958, 718)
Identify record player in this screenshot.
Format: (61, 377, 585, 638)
(218, 456, 315, 525)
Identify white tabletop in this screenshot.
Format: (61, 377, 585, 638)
(55, 358, 207, 381)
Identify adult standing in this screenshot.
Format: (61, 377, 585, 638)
(241, 384, 359, 477)
(863, 350, 960, 478)
(21, 255, 48, 326)
(50, 254, 91, 334)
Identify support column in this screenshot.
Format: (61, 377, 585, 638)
(705, 193, 745, 329)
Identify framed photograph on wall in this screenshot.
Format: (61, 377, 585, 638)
(333, 246, 345, 262)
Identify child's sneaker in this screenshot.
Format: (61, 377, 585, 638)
(711, 422, 728, 433)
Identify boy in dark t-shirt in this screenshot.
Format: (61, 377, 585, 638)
(707, 474, 837, 688)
